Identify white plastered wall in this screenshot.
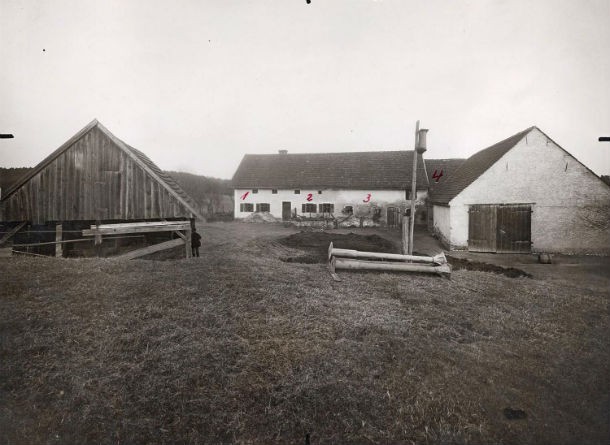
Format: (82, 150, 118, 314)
(448, 128, 610, 254)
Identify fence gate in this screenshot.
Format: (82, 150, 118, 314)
(387, 206, 400, 229)
(468, 204, 531, 253)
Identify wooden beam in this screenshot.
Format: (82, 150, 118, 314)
(401, 215, 409, 255)
(334, 257, 451, 277)
(0, 221, 26, 246)
(330, 245, 446, 265)
(185, 228, 192, 258)
(116, 238, 184, 260)
(55, 224, 62, 257)
(89, 220, 190, 229)
(83, 223, 190, 236)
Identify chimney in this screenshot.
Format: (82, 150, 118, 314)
(278, 149, 288, 155)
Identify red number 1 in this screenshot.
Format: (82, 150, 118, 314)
(240, 191, 249, 200)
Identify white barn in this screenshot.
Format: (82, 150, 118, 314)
(231, 150, 429, 226)
(429, 127, 610, 254)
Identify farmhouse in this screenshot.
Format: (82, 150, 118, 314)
(429, 126, 610, 254)
(232, 150, 429, 226)
(0, 119, 204, 257)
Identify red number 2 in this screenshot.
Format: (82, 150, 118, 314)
(306, 193, 313, 202)
(363, 193, 371, 203)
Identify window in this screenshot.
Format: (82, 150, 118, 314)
(272, 189, 278, 194)
(318, 190, 322, 194)
(319, 203, 334, 215)
(302, 203, 317, 213)
(342, 205, 353, 215)
(406, 189, 414, 200)
(240, 203, 254, 212)
(294, 189, 300, 194)
(252, 189, 258, 194)
(255, 203, 270, 212)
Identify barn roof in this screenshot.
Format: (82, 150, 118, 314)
(232, 151, 430, 190)
(429, 127, 535, 205)
(1, 119, 203, 219)
(425, 158, 466, 188)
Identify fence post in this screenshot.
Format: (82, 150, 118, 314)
(55, 224, 63, 257)
(401, 214, 410, 255)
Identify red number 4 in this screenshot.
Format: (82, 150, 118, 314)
(432, 169, 443, 183)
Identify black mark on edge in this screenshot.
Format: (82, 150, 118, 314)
(599, 137, 610, 142)
(0, 134, 15, 139)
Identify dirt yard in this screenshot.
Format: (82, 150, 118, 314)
(1, 222, 608, 444)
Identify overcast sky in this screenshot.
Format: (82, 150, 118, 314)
(1, 0, 609, 179)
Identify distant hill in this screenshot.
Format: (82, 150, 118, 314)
(0, 167, 233, 219)
(166, 171, 233, 218)
(0, 167, 32, 195)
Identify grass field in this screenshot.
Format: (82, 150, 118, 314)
(1, 222, 608, 444)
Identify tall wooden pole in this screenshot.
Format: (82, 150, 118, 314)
(408, 121, 419, 255)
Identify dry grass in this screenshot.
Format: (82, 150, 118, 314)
(0, 222, 608, 444)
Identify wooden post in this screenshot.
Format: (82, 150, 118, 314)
(55, 224, 63, 257)
(408, 120, 419, 255)
(401, 214, 410, 255)
(185, 228, 192, 258)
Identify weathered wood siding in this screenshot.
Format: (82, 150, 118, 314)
(2, 126, 193, 224)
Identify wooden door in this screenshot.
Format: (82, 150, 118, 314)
(496, 205, 531, 253)
(282, 202, 291, 220)
(386, 206, 400, 228)
(468, 204, 497, 252)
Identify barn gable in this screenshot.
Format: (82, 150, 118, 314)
(430, 127, 534, 205)
(432, 126, 610, 254)
(0, 120, 203, 223)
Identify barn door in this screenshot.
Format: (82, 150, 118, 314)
(468, 205, 497, 252)
(496, 205, 531, 253)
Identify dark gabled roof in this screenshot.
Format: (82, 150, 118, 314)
(430, 127, 535, 205)
(1, 120, 203, 219)
(425, 158, 466, 188)
(231, 151, 429, 190)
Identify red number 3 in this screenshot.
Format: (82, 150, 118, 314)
(363, 193, 371, 203)
(306, 193, 313, 202)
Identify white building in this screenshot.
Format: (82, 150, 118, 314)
(429, 127, 610, 254)
(232, 150, 430, 226)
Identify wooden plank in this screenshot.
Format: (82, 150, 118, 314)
(116, 238, 184, 260)
(55, 224, 62, 257)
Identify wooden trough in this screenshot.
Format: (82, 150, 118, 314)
(327, 242, 451, 281)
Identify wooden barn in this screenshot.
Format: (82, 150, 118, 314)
(0, 120, 204, 258)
